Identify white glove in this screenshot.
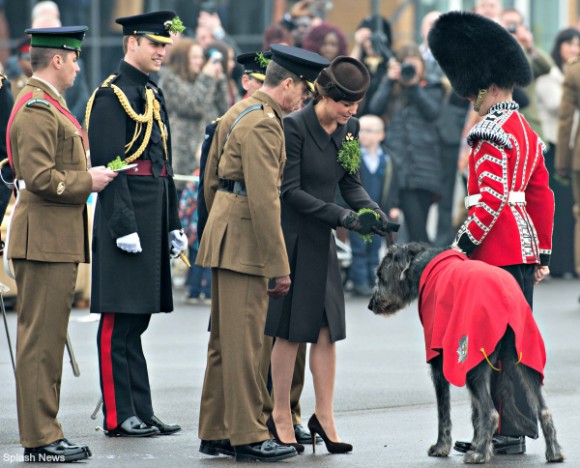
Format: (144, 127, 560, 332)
(169, 229, 188, 258)
(116, 232, 142, 253)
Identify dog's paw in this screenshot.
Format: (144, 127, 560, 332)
(428, 443, 450, 457)
(463, 451, 488, 464)
(546, 447, 565, 463)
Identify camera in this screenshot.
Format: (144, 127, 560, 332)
(208, 49, 223, 64)
(400, 63, 416, 82)
(200, 1, 218, 14)
(507, 23, 518, 34)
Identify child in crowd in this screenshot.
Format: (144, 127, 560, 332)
(349, 114, 399, 296)
(179, 167, 211, 305)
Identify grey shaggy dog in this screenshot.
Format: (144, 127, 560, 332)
(368, 242, 564, 464)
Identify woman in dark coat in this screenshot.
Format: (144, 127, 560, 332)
(265, 57, 391, 452)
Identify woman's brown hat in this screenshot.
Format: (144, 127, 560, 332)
(316, 56, 370, 102)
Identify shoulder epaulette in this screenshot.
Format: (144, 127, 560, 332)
(25, 98, 51, 108)
(100, 73, 118, 88)
(467, 115, 512, 149)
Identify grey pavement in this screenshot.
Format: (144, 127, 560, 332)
(1, 276, 579, 467)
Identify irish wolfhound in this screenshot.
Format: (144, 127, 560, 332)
(368, 242, 564, 464)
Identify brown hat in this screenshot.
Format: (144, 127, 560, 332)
(316, 56, 370, 102)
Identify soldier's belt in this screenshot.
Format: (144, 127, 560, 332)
(219, 178, 247, 196)
(465, 191, 525, 209)
(14, 179, 26, 190)
(124, 160, 168, 177)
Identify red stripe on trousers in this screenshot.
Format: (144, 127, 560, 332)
(100, 313, 118, 429)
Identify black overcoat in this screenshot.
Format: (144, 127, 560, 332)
(265, 102, 379, 343)
(88, 61, 181, 315)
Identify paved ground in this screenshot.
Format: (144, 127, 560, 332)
(1, 275, 579, 467)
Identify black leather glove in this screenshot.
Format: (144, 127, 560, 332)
(339, 210, 363, 232)
(372, 208, 400, 235)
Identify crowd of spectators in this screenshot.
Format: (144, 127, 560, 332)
(2, 0, 580, 290)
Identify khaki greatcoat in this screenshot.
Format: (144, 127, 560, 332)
(196, 90, 290, 446)
(556, 59, 580, 275)
(7, 77, 92, 448)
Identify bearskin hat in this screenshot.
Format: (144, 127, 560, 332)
(428, 11, 532, 98)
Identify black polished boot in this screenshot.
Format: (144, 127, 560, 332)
(234, 440, 297, 462)
(454, 435, 526, 455)
(294, 424, 322, 444)
(141, 415, 181, 435)
(199, 439, 235, 457)
(105, 416, 160, 437)
(24, 439, 90, 463)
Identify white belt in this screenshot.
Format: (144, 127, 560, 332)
(464, 191, 525, 209)
(14, 179, 26, 190)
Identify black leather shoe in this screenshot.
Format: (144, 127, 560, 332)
(105, 416, 160, 437)
(199, 439, 235, 457)
(141, 415, 181, 435)
(61, 438, 92, 457)
(294, 424, 322, 444)
(24, 439, 89, 463)
(454, 435, 526, 455)
(234, 440, 297, 462)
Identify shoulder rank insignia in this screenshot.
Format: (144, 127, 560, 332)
(26, 99, 51, 108)
(56, 182, 65, 195)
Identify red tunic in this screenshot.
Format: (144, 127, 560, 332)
(418, 250, 546, 387)
(456, 101, 554, 266)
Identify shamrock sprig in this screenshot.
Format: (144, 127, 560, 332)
(357, 208, 380, 243)
(255, 52, 271, 68)
(164, 16, 186, 35)
(337, 132, 361, 174)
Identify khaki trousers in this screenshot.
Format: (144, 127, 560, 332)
(572, 171, 580, 275)
(13, 260, 78, 448)
(261, 339, 306, 425)
(198, 268, 271, 446)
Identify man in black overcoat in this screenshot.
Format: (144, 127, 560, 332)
(87, 11, 186, 437)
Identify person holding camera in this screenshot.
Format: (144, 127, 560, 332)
(368, 43, 444, 243)
(500, 7, 552, 140)
(350, 14, 393, 116)
(158, 38, 228, 191)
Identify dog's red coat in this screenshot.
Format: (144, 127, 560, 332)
(418, 250, 546, 387)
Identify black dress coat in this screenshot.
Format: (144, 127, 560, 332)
(265, 102, 379, 343)
(0, 74, 14, 226)
(88, 61, 181, 315)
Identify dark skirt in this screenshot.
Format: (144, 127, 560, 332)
(265, 236, 346, 344)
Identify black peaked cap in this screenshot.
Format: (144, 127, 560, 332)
(270, 44, 330, 84)
(428, 11, 531, 98)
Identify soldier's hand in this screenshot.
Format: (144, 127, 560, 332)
(268, 275, 291, 298)
(89, 165, 117, 192)
(116, 232, 142, 253)
(169, 229, 188, 258)
(534, 265, 550, 285)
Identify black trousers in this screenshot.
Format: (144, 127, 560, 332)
(492, 263, 538, 438)
(97, 313, 153, 430)
(399, 188, 434, 243)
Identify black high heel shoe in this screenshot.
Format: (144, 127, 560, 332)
(266, 416, 305, 453)
(307, 414, 352, 454)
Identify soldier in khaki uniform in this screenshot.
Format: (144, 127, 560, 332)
(197, 44, 329, 463)
(556, 57, 580, 275)
(6, 26, 116, 463)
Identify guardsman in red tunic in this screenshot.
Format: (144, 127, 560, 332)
(429, 11, 554, 456)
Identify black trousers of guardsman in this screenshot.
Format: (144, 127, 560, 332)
(97, 313, 153, 430)
(492, 264, 538, 438)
